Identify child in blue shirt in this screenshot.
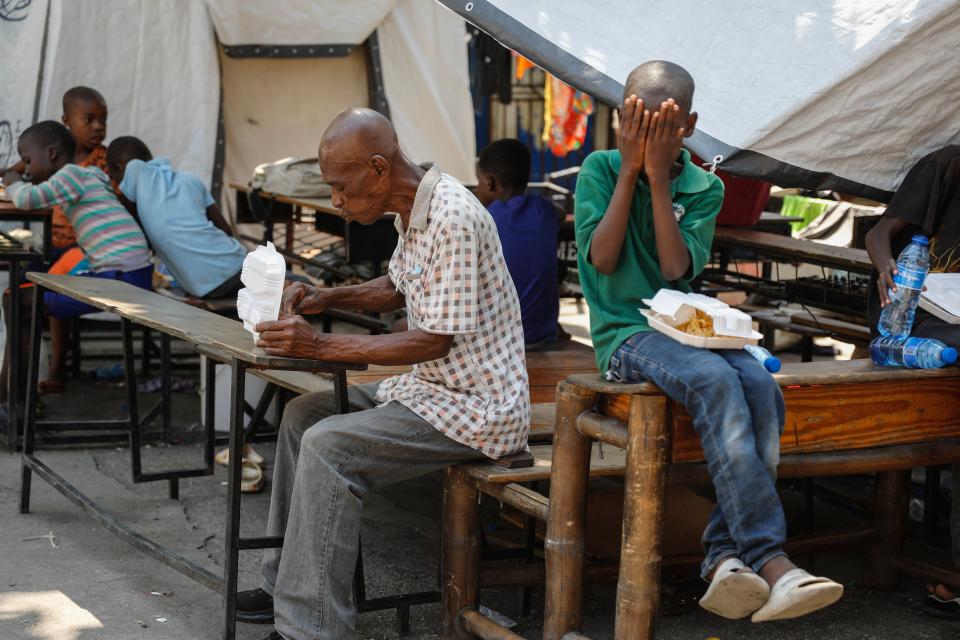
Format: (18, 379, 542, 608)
(476, 138, 561, 346)
(106, 137, 246, 299)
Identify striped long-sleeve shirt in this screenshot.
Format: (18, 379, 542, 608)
(8, 164, 151, 272)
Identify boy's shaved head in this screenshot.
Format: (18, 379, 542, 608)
(107, 136, 152, 165)
(21, 120, 76, 159)
(63, 86, 106, 113)
(623, 60, 695, 115)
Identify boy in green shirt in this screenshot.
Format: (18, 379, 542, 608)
(575, 60, 843, 622)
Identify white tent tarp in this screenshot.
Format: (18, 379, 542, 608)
(206, 0, 396, 47)
(440, 0, 960, 200)
(2, 0, 476, 215)
(36, 0, 219, 185)
(0, 0, 49, 168)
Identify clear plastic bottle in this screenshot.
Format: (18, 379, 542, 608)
(869, 336, 958, 369)
(878, 235, 930, 337)
(743, 344, 782, 373)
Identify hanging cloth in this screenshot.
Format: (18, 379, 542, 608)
(541, 74, 594, 157)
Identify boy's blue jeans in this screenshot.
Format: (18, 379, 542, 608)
(608, 330, 787, 579)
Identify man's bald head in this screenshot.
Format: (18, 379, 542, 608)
(623, 60, 695, 116)
(318, 107, 425, 225)
(319, 107, 401, 167)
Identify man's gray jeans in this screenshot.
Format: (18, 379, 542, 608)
(261, 382, 483, 640)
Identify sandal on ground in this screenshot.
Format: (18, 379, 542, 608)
(699, 557, 770, 619)
(751, 568, 843, 622)
(215, 444, 265, 467)
(924, 593, 960, 620)
(241, 460, 265, 493)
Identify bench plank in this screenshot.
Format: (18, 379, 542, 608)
(461, 442, 626, 484)
(571, 358, 960, 395)
(593, 363, 960, 463)
(28, 273, 364, 371)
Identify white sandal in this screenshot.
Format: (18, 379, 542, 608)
(751, 568, 843, 622)
(699, 557, 771, 619)
(240, 460, 265, 493)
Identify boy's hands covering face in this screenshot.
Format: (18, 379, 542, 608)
(617, 95, 651, 174)
(643, 99, 686, 182)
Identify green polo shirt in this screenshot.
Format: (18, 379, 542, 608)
(575, 148, 724, 372)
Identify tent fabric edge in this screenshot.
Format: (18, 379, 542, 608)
(435, 0, 896, 201)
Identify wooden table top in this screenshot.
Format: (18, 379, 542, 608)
(713, 227, 872, 273)
(27, 273, 366, 372)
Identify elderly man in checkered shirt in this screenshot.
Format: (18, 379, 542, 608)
(238, 107, 530, 640)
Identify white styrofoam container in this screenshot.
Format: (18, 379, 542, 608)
(641, 310, 762, 349)
(236, 242, 287, 340)
(642, 289, 755, 338)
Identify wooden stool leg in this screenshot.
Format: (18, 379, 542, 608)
(615, 395, 672, 640)
(441, 466, 480, 640)
(864, 469, 910, 589)
(543, 382, 597, 640)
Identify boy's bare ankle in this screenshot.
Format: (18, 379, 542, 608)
(758, 555, 796, 587)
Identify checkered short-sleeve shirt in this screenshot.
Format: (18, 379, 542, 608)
(376, 166, 530, 458)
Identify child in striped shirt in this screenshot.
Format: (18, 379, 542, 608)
(2, 121, 152, 394)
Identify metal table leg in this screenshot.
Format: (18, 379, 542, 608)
(8, 258, 21, 450)
(19, 284, 42, 513)
(222, 357, 247, 640)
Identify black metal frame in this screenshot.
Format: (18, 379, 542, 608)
(2, 210, 53, 450)
(17, 282, 356, 640)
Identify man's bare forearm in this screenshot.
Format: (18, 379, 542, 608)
(315, 329, 452, 365)
(301, 275, 405, 314)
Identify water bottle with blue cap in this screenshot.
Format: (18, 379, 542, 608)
(878, 234, 930, 337)
(870, 336, 958, 369)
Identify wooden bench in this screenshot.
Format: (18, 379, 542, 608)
(197, 338, 597, 444)
(440, 359, 960, 640)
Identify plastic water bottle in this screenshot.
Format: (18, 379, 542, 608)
(878, 235, 930, 337)
(869, 336, 958, 369)
(744, 344, 781, 373)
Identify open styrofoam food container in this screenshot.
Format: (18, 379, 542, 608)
(640, 289, 762, 349)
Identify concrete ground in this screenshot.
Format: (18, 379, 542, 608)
(1, 303, 958, 640)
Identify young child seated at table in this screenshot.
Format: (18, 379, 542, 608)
(106, 136, 246, 299)
(475, 138, 561, 347)
(574, 59, 843, 622)
(2, 121, 152, 394)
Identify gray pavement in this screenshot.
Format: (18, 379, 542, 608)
(0, 378, 958, 640)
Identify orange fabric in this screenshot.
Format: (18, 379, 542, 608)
(48, 247, 85, 275)
(51, 145, 109, 249)
(514, 53, 537, 81)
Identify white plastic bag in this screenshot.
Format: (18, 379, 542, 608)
(250, 157, 331, 198)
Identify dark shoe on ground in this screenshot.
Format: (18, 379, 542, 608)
(236, 587, 274, 623)
(924, 594, 960, 620)
(260, 632, 284, 640)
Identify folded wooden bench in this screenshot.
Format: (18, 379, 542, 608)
(440, 359, 960, 640)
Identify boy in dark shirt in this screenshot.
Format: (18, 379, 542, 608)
(575, 60, 843, 621)
(476, 138, 560, 346)
(865, 145, 960, 617)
